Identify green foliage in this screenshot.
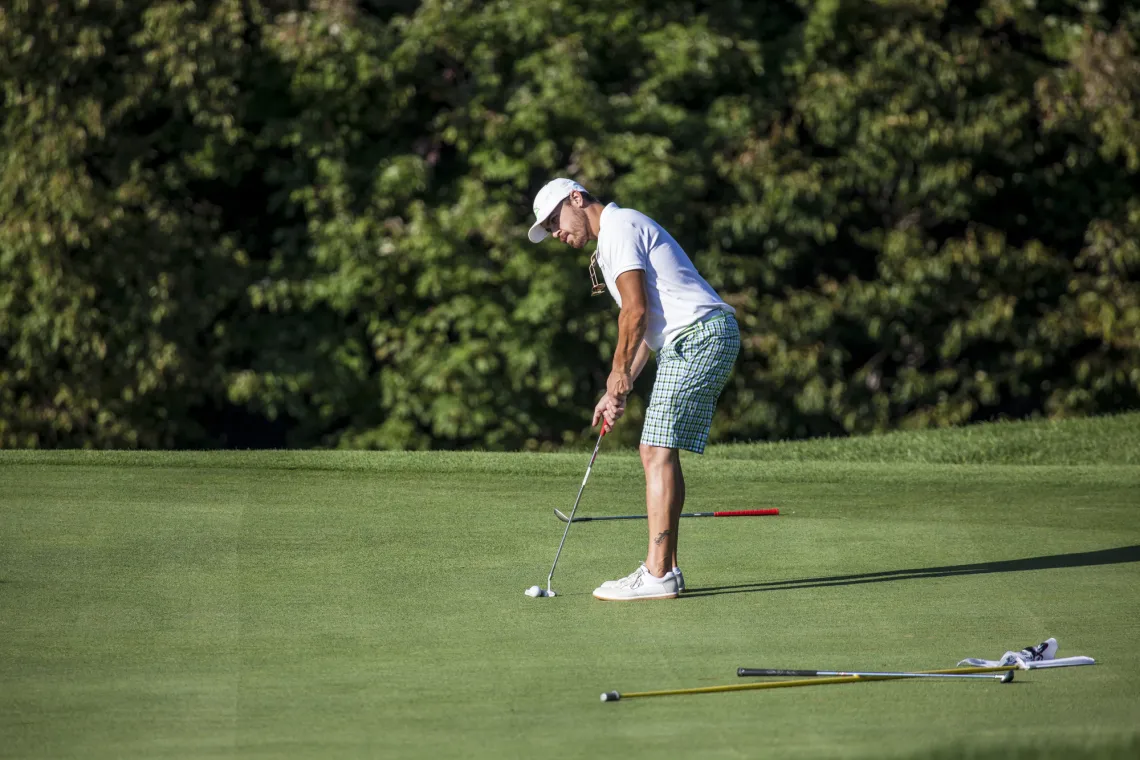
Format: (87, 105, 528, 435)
(709, 0, 1140, 440)
(1, 0, 1137, 449)
(0, 0, 251, 447)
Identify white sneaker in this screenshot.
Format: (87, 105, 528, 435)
(599, 565, 686, 592)
(593, 565, 679, 601)
(598, 563, 645, 590)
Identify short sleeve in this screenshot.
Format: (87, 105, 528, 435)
(603, 222, 647, 277)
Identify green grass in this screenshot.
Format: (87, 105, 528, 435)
(2, 415, 1139, 759)
(711, 412, 1140, 466)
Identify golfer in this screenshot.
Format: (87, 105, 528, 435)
(528, 178, 740, 601)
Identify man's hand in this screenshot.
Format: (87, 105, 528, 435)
(592, 393, 625, 428)
(606, 369, 634, 402)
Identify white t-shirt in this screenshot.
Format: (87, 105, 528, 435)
(595, 203, 735, 351)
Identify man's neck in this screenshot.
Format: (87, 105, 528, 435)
(585, 203, 605, 241)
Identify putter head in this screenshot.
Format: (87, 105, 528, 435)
(553, 508, 571, 523)
(999, 670, 1015, 683)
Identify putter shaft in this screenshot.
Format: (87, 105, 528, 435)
(737, 666, 1016, 678)
(603, 665, 1017, 702)
(544, 423, 608, 594)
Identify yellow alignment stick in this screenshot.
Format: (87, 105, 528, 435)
(600, 665, 1018, 702)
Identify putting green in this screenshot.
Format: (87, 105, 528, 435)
(2, 415, 1139, 759)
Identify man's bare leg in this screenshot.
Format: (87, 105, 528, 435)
(670, 459, 685, 570)
(641, 444, 684, 577)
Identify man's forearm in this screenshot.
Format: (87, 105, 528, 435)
(629, 341, 652, 381)
(612, 308, 647, 376)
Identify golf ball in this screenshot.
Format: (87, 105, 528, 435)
(525, 585, 541, 597)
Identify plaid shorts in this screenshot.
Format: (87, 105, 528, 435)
(642, 311, 740, 454)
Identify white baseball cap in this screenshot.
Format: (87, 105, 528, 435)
(528, 178, 588, 243)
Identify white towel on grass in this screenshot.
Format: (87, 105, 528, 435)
(957, 637, 1096, 669)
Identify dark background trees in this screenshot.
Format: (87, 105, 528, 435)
(2, 0, 1137, 450)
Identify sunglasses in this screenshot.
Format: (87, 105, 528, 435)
(542, 200, 564, 235)
(588, 252, 606, 296)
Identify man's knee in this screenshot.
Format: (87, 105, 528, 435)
(640, 444, 678, 470)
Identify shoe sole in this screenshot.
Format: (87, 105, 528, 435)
(600, 579, 685, 591)
(591, 590, 679, 601)
(598, 582, 685, 592)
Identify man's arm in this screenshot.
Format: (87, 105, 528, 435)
(630, 340, 653, 381)
(607, 270, 648, 400)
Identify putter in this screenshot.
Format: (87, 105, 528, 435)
(555, 507, 779, 522)
(525, 421, 609, 599)
(739, 657, 1096, 677)
(737, 668, 1015, 682)
(601, 666, 1016, 702)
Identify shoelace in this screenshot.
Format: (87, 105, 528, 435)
(619, 566, 646, 588)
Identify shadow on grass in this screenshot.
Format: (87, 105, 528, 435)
(684, 545, 1140, 597)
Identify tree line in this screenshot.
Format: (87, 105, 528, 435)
(1, 0, 1137, 449)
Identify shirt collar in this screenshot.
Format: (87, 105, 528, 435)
(599, 202, 621, 230)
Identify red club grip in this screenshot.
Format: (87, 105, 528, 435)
(713, 509, 780, 517)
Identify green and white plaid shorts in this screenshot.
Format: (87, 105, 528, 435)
(642, 311, 740, 454)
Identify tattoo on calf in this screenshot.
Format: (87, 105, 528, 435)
(654, 530, 670, 546)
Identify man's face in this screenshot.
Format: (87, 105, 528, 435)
(543, 193, 589, 248)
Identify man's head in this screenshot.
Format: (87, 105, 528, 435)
(528, 178, 600, 249)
